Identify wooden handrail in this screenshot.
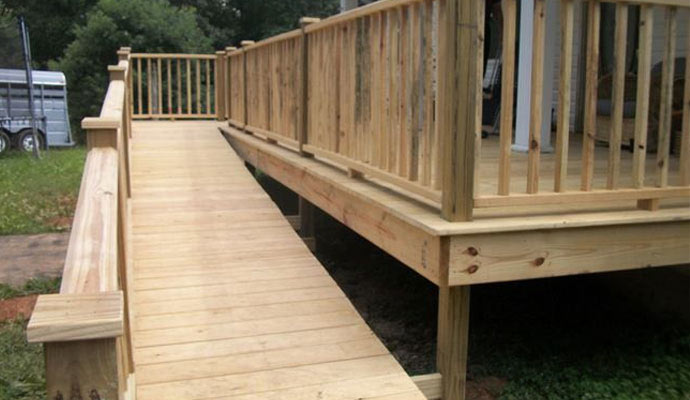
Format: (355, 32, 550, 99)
(27, 47, 135, 400)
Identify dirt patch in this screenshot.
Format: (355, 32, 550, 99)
(0, 295, 38, 321)
(467, 377, 507, 400)
(0, 233, 67, 286)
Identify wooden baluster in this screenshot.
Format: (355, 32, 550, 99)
(167, 58, 172, 115)
(656, 7, 677, 188)
(183, 59, 190, 114)
(681, 27, 690, 186)
(581, 0, 600, 191)
(422, 1, 434, 187)
(177, 58, 182, 114)
(147, 58, 152, 116)
(554, 0, 574, 193)
(157, 58, 162, 115)
(196, 59, 202, 115)
(527, 0, 546, 194)
(498, 0, 517, 195)
(137, 58, 142, 116)
(634, 5, 654, 209)
(607, 3, 628, 190)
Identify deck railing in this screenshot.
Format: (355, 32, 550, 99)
(480, 0, 690, 210)
(130, 53, 221, 120)
(27, 48, 136, 399)
(222, 0, 690, 221)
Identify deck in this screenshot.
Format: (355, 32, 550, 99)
(130, 121, 425, 399)
(27, 1, 690, 397)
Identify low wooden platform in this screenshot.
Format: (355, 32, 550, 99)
(130, 121, 425, 399)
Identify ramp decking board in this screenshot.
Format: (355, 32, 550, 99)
(130, 121, 424, 399)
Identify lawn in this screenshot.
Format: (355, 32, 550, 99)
(0, 148, 85, 235)
(0, 277, 60, 400)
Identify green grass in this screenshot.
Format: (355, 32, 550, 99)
(0, 277, 61, 301)
(0, 148, 85, 235)
(0, 277, 60, 400)
(0, 319, 45, 400)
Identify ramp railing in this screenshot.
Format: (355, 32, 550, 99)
(129, 53, 223, 120)
(223, 0, 690, 222)
(27, 47, 136, 400)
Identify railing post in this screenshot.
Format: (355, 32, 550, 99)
(215, 51, 226, 121)
(299, 17, 320, 156)
(241, 40, 255, 130)
(225, 46, 237, 121)
(438, 0, 482, 222)
(436, 0, 483, 400)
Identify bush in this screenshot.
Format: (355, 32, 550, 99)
(54, 0, 212, 143)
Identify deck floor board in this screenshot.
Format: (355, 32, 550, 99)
(130, 121, 424, 399)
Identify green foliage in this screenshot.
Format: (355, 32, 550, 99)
(0, 13, 23, 68)
(0, 277, 61, 301)
(0, 148, 85, 235)
(0, 0, 98, 69)
(55, 0, 212, 143)
(169, 0, 339, 48)
(0, 319, 45, 400)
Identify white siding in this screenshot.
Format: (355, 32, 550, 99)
(651, 7, 689, 66)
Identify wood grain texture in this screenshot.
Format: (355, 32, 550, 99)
(130, 120, 424, 400)
(448, 220, 690, 285)
(27, 292, 123, 343)
(61, 148, 119, 294)
(607, 3, 628, 190)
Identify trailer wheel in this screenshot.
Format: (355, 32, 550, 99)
(16, 129, 45, 153)
(0, 131, 9, 155)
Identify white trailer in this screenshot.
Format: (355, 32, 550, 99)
(0, 69, 74, 154)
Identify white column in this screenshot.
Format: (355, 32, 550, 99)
(513, 0, 534, 152)
(340, 0, 357, 12)
(513, 0, 557, 153)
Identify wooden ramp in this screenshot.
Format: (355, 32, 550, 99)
(130, 120, 425, 399)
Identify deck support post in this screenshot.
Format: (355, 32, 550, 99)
(299, 17, 320, 156)
(298, 196, 316, 251)
(438, 0, 483, 222)
(215, 51, 226, 121)
(43, 338, 121, 400)
(437, 285, 471, 400)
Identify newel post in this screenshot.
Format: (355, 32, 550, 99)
(436, 1, 483, 400)
(438, 0, 483, 222)
(225, 46, 237, 121)
(240, 40, 255, 129)
(299, 17, 320, 156)
(215, 51, 227, 121)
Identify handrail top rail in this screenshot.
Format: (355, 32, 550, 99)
(304, 0, 426, 34)
(27, 291, 124, 343)
(241, 28, 302, 52)
(130, 53, 217, 59)
(82, 116, 120, 130)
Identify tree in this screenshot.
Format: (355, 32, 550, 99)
(0, 14, 22, 68)
(0, 0, 98, 68)
(170, 0, 339, 48)
(56, 0, 212, 143)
